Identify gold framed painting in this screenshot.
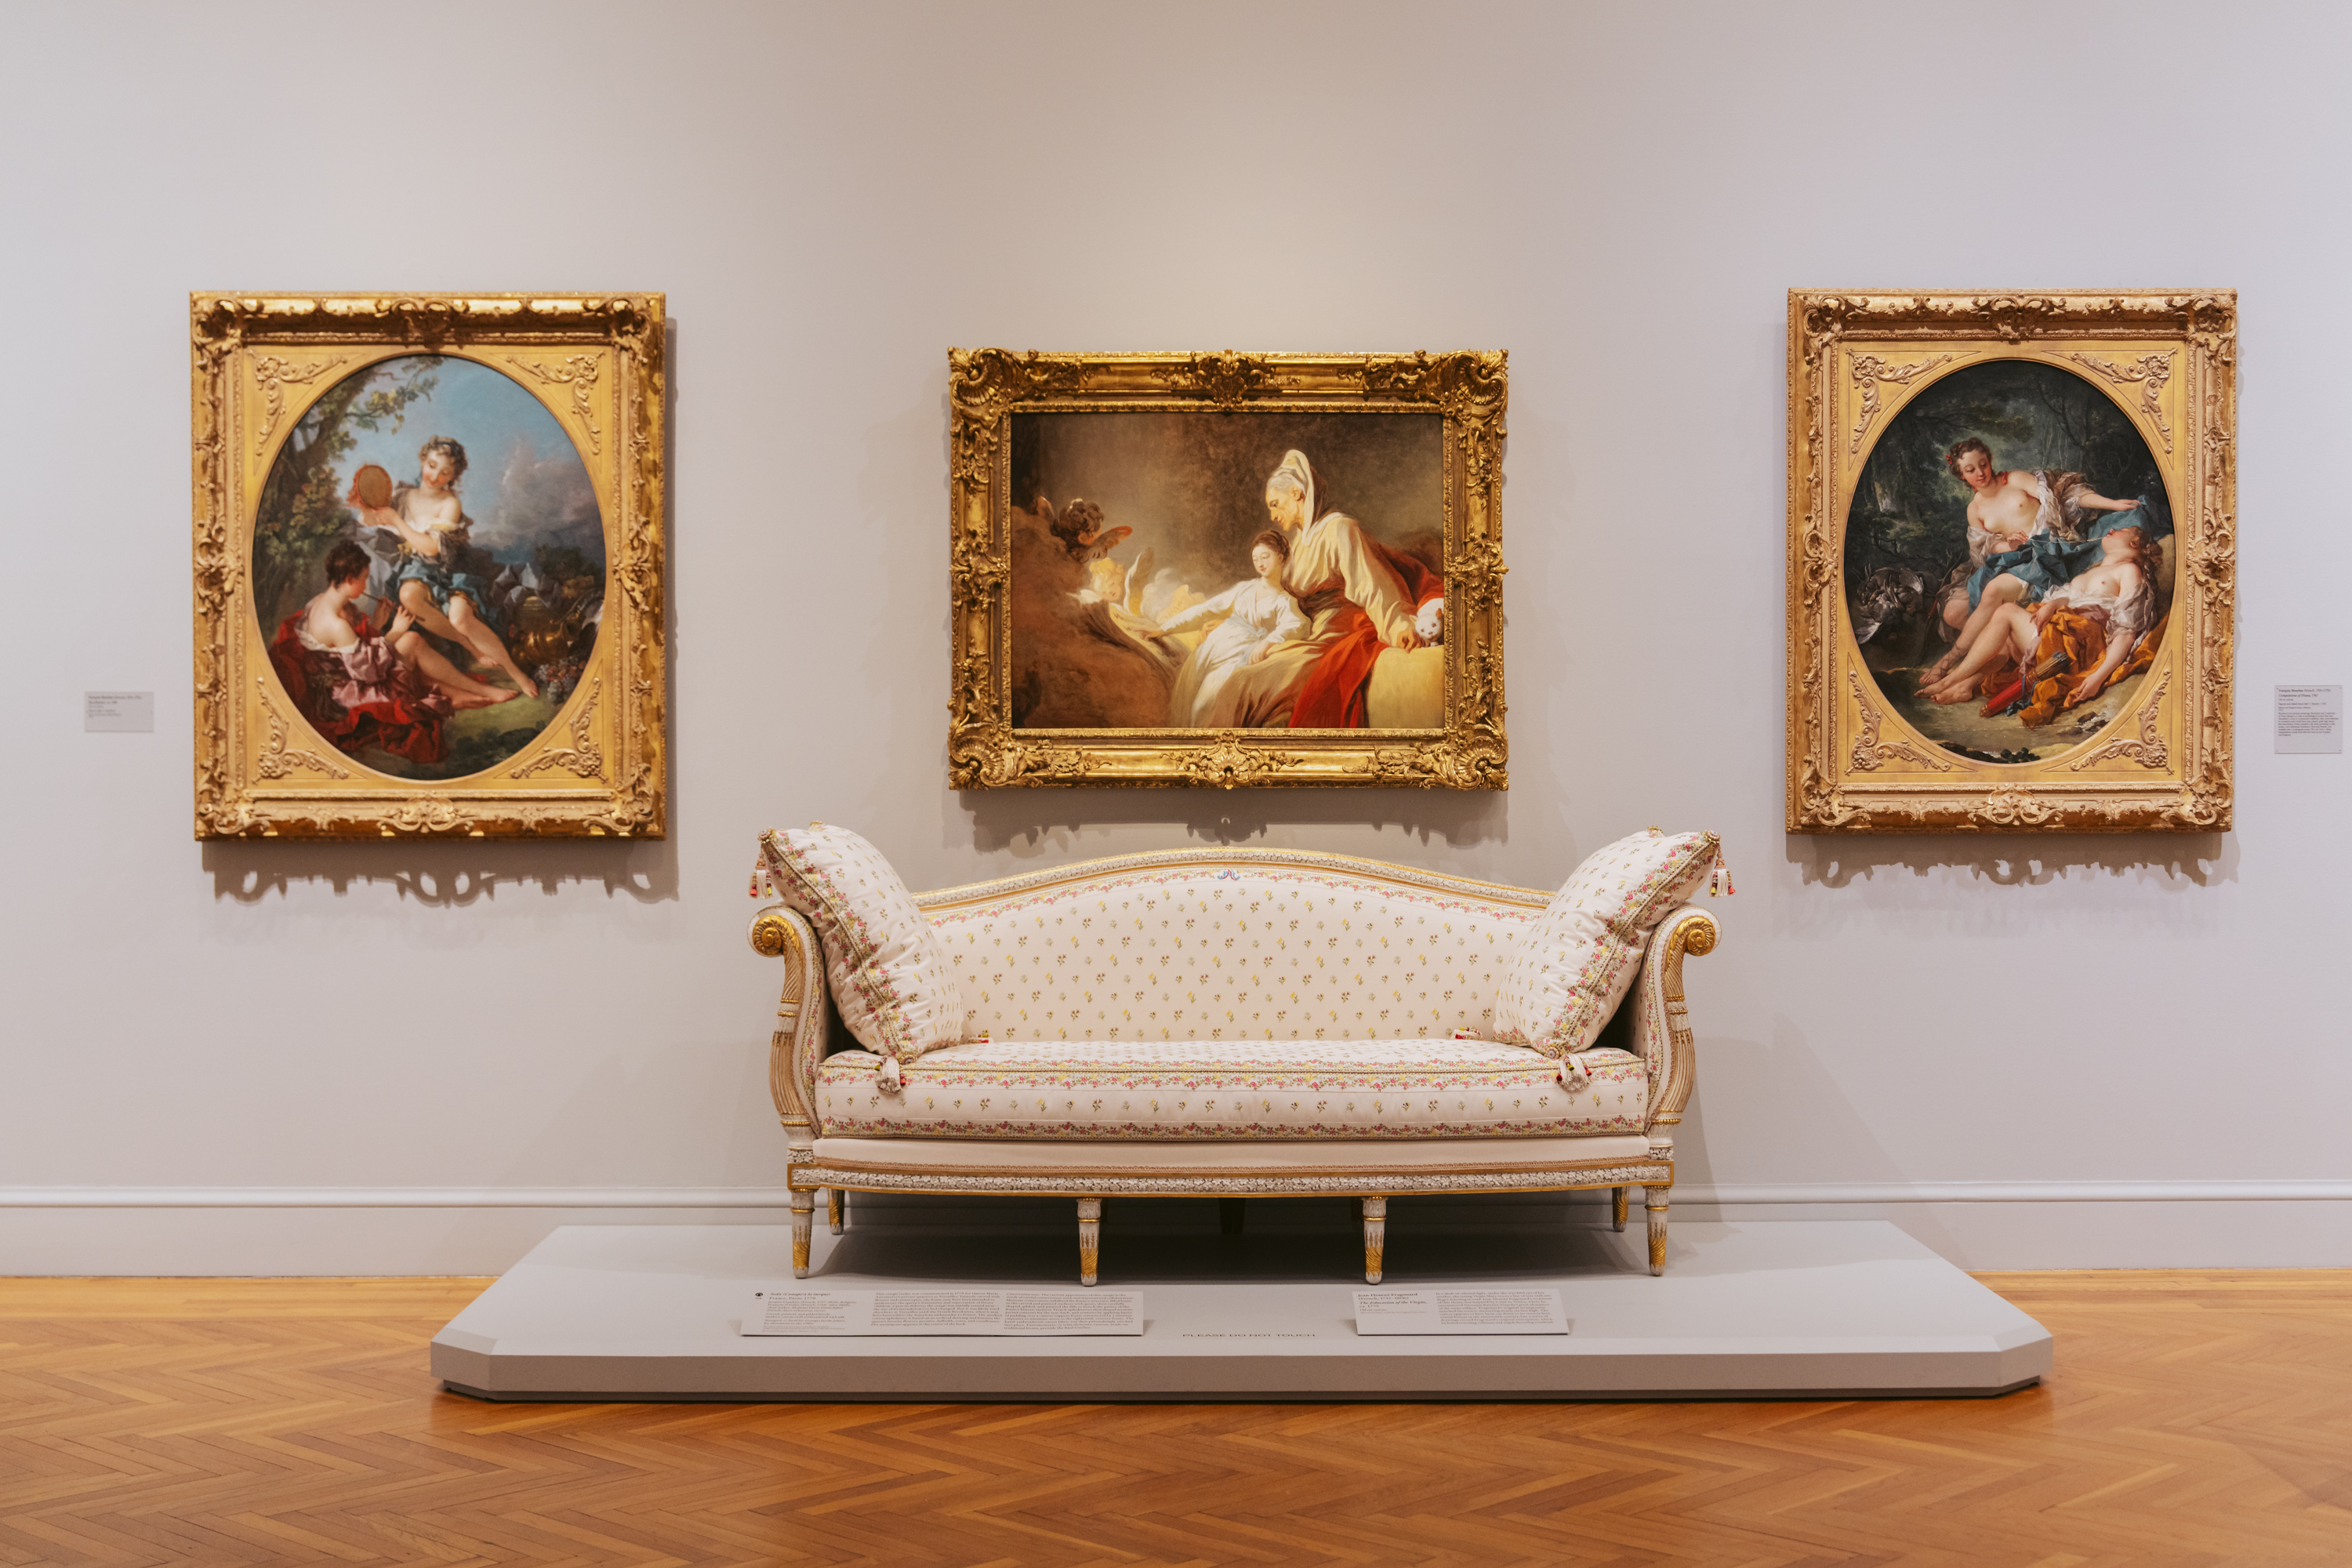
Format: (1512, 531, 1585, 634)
(191, 292, 666, 837)
(1786, 291, 2235, 833)
(946, 349, 1508, 789)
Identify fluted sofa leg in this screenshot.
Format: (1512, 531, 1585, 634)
(789, 1190, 815, 1279)
(826, 1189, 844, 1235)
(1611, 1186, 1628, 1232)
(1644, 1185, 1670, 1276)
(1361, 1196, 1388, 1284)
(1077, 1197, 1102, 1287)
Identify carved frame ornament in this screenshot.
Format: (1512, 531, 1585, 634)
(945, 349, 1508, 789)
(1785, 291, 2236, 833)
(191, 293, 666, 837)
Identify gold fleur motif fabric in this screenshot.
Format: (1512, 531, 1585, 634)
(924, 869, 1538, 1044)
(1493, 829, 1718, 1060)
(814, 1039, 1647, 1140)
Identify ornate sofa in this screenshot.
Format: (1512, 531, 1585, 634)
(748, 846, 1719, 1287)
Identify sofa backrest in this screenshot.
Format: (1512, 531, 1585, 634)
(916, 849, 1550, 1044)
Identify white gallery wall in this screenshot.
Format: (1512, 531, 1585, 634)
(4, 0, 2347, 1272)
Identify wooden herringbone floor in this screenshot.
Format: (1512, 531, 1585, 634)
(2, 1272, 2347, 1566)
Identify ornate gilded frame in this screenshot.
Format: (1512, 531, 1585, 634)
(191, 292, 666, 837)
(1786, 291, 2236, 833)
(945, 349, 1508, 789)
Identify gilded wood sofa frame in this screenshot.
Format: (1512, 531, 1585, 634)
(748, 848, 1717, 1285)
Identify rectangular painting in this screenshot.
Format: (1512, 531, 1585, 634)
(192, 292, 666, 837)
(1785, 291, 2235, 833)
(947, 350, 1508, 789)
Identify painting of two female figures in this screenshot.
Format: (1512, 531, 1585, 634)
(1011, 412, 1450, 732)
(1843, 359, 2176, 765)
(252, 355, 606, 781)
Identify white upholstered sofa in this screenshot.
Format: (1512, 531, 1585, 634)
(748, 842, 1719, 1287)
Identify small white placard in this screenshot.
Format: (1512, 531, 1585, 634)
(84, 691, 154, 732)
(739, 1287, 1144, 1337)
(2275, 685, 2343, 753)
(1352, 1288, 1570, 1336)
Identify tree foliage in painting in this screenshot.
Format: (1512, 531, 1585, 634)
(251, 358, 440, 627)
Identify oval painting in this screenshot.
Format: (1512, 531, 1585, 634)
(1843, 358, 2175, 765)
(252, 354, 605, 780)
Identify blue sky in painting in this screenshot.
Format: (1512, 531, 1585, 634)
(339, 354, 602, 566)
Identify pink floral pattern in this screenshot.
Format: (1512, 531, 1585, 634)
(1493, 829, 1718, 1060)
(924, 869, 1537, 1044)
(814, 1037, 1647, 1139)
(760, 824, 965, 1069)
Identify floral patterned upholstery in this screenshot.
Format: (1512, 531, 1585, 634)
(1494, 829, 1719, 1060)
(921, 863, 1542, 1044)
(760, 823, 967, 1083)
(813, 1038, 1648, 1140)
(750, 844, 1722, 1283)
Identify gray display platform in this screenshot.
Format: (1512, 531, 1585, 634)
(431, 1205, 2050, 1402)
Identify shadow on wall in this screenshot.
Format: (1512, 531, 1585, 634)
(1786, 832, 2233, 889)
(202, 837, 678, 906)
(204, 317, 686, 911)
(960, 786, 1510, 858)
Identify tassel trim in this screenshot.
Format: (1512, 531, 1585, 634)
(1556, 1051, 1603, 1093)
(1708, 844, 1736, 898)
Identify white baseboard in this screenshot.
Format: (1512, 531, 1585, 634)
(1, 1183, 2347, 1273)
(0, 1187, 802, 1209)
(1678, 1181, 2352, 1204)
(5, 1179, 2349, 1209)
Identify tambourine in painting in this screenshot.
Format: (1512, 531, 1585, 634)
(191, 293, 666, 837)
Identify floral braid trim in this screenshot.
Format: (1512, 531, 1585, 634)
(816, 1116, 1639, 1141)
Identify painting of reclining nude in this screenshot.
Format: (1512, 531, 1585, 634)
(1008, 411, 1449, 731)
(251, 354, 605, 781)
(1843, 358, 2173, 764)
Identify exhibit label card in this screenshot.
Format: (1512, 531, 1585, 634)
(1352, 1287, 1570, 1335)
(2274, 685, 2343, 753)
(84, 691, 154, 732)
(739, 1287, 1144, 1336)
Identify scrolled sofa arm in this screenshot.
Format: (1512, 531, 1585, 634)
(1631, 904, 1719, 1135)
(747, 904, 829, 1138)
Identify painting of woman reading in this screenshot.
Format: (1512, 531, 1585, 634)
(1007, 412, 1448, 731)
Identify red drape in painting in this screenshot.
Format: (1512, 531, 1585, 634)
(1288, 543, 1443, 729)
(268, 613, 450, 767)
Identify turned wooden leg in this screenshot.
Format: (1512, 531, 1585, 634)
(1361, 1196, 1388, 1284)
(789, 1190, 815, 1279)
(1077, 1197, 1102, 1287)
(1218, 1196, 1247, 1236)
(826, 1188, 844, 1235)
(1611, 1186, 1628, 1232)
(1644, 1185, 1670, 1276)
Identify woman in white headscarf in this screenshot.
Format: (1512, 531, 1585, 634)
(1195, 449, 1434, 728)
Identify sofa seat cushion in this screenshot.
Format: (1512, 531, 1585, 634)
(813, 1040, 1647, 1141)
